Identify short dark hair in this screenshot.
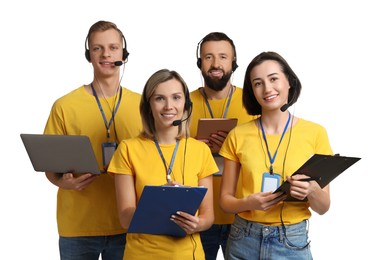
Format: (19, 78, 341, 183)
(242, 51, 302, 115)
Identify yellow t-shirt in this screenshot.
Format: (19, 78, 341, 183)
(44, 85, 142, 236)
(107, 136, 218, 260)
(190, 86, 258, 224)
(219, 118, 333, 225)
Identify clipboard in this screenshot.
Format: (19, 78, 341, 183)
(20, 133, 101, 174)
(274, 154, 361, 201)
(196, 118, 238, 153)
(128, 185, 207, 237)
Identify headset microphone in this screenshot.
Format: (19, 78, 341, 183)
(114, 61, 124, 66)
(280, 80, 298, 112)
(172, 118, 186, 126)
(172, 101, 193, 126)
(280, 103, 290, 112)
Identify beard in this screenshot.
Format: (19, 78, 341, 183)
(202, 69, 233, 91)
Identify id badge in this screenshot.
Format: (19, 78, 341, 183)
(102, 142, 117, 167)
(213, 153, 224, 176)
(261, 172, 281, 192)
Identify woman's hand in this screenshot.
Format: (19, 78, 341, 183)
(170, 211, 200, 235)
(247, 191, 286, 211)
(163, 181, 185, 187)
(287, 174, 330, 214)
(287, 174, 320, 201)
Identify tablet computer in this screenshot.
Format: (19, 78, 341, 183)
(20, 133, 101, 174)
(196, 118, 238, 153)
(196, 118, 238, 140)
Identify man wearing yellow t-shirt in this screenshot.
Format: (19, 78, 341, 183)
(43, 21, 141, 260)
(190, 32, 258, 260)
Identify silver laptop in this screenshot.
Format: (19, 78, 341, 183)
(20, 134, 101, 174)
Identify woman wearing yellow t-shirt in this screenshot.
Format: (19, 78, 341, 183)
(219, 52, 332, 260)
(108, 69, 218, 259)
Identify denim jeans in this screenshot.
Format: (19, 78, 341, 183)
(59, 233, 126, 260)
(226, 215, 312, 260)
(200, 224, 231, 260)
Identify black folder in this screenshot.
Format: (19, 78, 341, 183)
(128, 185, 208, 237)
(274, 154, 361, 201)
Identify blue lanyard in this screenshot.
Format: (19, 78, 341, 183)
(154, 139, 180, 183)
(201, 86, 234, 118)
(260, 112, 291, 174)
(91, 83, 122, 139)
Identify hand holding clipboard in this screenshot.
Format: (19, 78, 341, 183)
(128, 185, 208, 237)
(274, 154, 361, 201)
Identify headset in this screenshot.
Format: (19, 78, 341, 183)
(196, 36, 238, 72)
(84, 33, 129, 62)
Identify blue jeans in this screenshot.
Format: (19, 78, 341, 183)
(200, 224, 231, 260)
(59, 233, 126, 260)
(226, 215, 312, 260)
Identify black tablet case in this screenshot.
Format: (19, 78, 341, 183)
(274, 154, 361, 201)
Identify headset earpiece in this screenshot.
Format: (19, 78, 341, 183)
(85, 36, 91, 62)
(185, 99, 192, 111)
(85, 49, 91, 62)
(121, 35, 129, 61)
(232, 60, 238, 72)
(196, 58, 202, 69)
(184, 89, 192, 111)
(196, 39, 203, 69)
(288, 76, 298, 90)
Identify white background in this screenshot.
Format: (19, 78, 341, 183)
(1, 0, 373, 259)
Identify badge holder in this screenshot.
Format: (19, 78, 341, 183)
(102, 142, 117, 168)
(261, 172, 281, 192)
(212, 153, 224, 176)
